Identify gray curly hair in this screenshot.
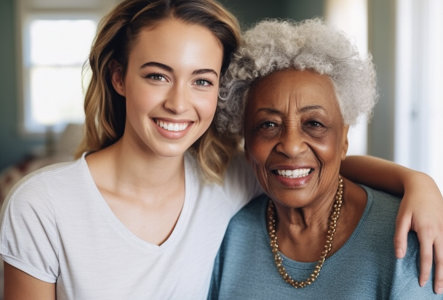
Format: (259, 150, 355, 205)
(215, 18, 377, 137)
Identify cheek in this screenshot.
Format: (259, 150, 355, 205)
(245, 136, 273, 178)
(125, 82, 163, 112)
(314, 134, 345, 165)
(195, 91, 218, 120)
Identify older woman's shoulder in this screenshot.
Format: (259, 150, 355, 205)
(361, 185, 401, 210)
(228, 193, 268, 227)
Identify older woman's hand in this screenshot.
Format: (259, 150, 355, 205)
(395, 171, 443, 294)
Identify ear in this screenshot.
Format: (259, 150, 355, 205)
(341, 125, 350, 160)
(243, 139, 250, 162)
(109, 60, 125, 96)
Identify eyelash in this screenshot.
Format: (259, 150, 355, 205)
(145, 73, 167, 81)
(305, 120, 324, 128)
(144, 74, 213, 87)
(194, 79, 213, 87)
(260, 121, 279, 129)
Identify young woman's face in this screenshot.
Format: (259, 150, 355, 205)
(244, 69, 349, 209)
(113, 18, 223, 158)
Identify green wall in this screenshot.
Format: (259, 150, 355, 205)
(367, 0, 396, 160)
(0, 0, 325, 172)
(0, 0, 396, 171)
(220, 0, 324, 29)
(0, 0, 44, 171)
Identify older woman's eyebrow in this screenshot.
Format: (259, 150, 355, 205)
(256, 107, 283, 115)
(299, 105, 326, 113)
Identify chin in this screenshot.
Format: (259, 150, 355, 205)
(153, 143, 193, 158)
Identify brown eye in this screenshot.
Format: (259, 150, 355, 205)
(260, 121, 278, 129)
(145, 73, 167, 81)
(306, 120, 324, 128)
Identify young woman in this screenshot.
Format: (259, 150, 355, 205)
(1, 0, 442, 299)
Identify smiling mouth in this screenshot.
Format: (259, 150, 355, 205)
(155, 119, 190, 132)
(274, 168, 313, 179)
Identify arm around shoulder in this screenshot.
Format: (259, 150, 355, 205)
(341, 155, 443, 293)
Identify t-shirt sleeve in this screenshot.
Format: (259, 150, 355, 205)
(223, 153, 263, 212)
(0, 174, 59, 283)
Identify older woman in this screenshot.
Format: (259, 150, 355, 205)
(208, 19, 441, 299)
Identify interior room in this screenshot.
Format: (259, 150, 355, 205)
(0, 0, 442, 297)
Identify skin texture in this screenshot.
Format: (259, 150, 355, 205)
(4, 264, 55, 300)
(245, 69, 349, 210)
(244, 69, 365, 261)
(112, 18, 222, 159)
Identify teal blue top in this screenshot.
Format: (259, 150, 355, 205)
(208, 186, 440, 300)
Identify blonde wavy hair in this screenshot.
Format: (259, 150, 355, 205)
(76, 0, 241, 183)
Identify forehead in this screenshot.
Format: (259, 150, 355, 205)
(128, 17, 223, 69)
(248, 69, 339, 112)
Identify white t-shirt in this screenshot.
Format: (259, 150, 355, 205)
(0, 152, 260, 299)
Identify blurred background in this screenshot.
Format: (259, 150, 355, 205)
(0, 0, 442, 198)
(0, 0, 442, 297)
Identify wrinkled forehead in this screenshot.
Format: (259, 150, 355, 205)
(246, 69, 342, 115)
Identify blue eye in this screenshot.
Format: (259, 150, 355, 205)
(195, 79, 213, 86)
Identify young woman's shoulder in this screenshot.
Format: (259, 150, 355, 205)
(1, 158, 85, 214)
(222, 153, 262, 208)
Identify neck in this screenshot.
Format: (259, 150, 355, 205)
(275, 184, 339, 232)
(87, 138, 186, 204)
(271, 177, 343, 262)
(272, 177, 367, 262)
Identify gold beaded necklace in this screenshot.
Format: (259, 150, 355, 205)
(266, 176, 344, 288)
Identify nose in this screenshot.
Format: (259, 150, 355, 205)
(163, 82, 190, 114)
(275, 127, 308, 158)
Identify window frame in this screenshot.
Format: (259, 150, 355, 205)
(15, 0, 114, 136)
(395, 0, 443, 190)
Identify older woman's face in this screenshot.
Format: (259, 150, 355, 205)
(244, 69, 349, 208)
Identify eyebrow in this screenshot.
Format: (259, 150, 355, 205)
(255, 105, 326, 115)
(140, 61, 219, 78)
(299, 105, 326, 113)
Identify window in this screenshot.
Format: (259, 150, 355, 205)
(395, 0, 443, 190)
(24, 17, 96, 132)
(325, 0, 368, 155)
(17, 0, 117, 134)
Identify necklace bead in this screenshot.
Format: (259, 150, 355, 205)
(266, 176, 344, 288)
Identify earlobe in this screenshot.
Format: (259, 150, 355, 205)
(243, 142, 250, 162)
(341, 125, 350, 160)
(109, 60, 125, 96)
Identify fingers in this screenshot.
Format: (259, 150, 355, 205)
(394, 211, 411, 259)
(433, 241, 443, 294)
(418, 235, 433, 287)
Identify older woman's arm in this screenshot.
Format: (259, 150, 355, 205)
(341, 155, 443, 294)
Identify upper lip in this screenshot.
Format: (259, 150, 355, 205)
(270, 163, 314, 171)
(269, 164, 314, 174)
(153, 117, 193, 123)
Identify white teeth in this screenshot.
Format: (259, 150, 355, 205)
(156, 120, 188, 132)
(277, 168, 311, 178)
